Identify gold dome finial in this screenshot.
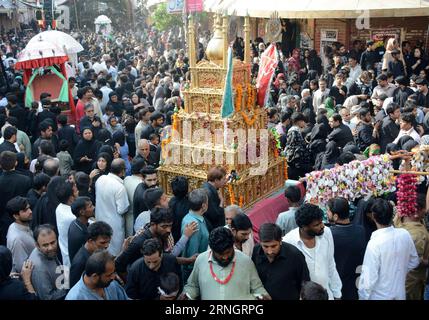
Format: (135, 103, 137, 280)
(206, 14, 224, 64)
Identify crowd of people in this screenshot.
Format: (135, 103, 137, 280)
(0, 19, 428, 301)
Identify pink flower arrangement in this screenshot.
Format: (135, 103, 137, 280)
(305, 155, 396, 205)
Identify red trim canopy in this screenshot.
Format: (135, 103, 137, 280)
(15, 56, 69, 70)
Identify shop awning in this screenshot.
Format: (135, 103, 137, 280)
(204, 0, 429, 18)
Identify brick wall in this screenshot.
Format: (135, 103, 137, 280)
(350, 16, 429, 51)
(315, 19, 348, 54)
(314, 17, 429, 53)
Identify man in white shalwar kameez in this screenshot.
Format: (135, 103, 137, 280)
(95, 159, 129, 256)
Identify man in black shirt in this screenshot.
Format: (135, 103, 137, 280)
(79, 103, 102, 139)
(360, 41, 378, 71)
(115, 208, 174, 277)
(133, 166, 158, 221)
(0, 126, 18, 154)
(135, 139, 159, 168)
(37, 99, 58, 132)
(393, 76, 414, 109)
(32, 121, 58, 160)
(357, 108, 375, 152)
(327, 113, 354, 148)
(202, 167, 228, 232)
(68, 197, 94, 262)
(252, 223, 310, 300)
(327, 197, 366, 300)
(140, 111, 164, 141)
(379, 103, 401, 153)
(416, 78, 429, 112)
(0, 152, 32, 245)
(69, 221, 112, 287)
(5, 94, 26, 132)
(125, 238, 181, 300)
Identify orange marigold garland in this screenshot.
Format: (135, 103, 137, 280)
(228, 184, 236, 205)
(284, 158, 289, 180)
(161, 112, 178, 160)
(247, 84, 254, 111)
(235, 84, 243, 112)
(241, 111, 257, 126)
(239, 196, 244, 208)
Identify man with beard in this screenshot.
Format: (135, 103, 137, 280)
(69, 221, 113, 288)
(182, 227, 271, 300)
(252, 223, 309, 300)
(0, 152, 32, 246)
(31, 121, 58, 160)
(66, 250, 128, 300)
(6, 197, 35, 273)
(327, 197, 366, 300)
(416, 78, 429, 112)
(125, 239, 181, 300)
(283, 203, 342, 300)
(230, 213, 254, 257)
(133, 166, 158, 221)
(202, 167, 228, 231)
(28, 224, 68, 300)
(115, 208, 197, 278)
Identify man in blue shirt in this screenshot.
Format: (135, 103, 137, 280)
(66, 250, 128, 300)
(181, 188, 210, 282)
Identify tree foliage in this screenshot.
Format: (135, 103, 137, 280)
(152, 3, 183, 32)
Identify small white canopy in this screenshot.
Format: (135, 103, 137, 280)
(204, 0, 429, 18)
(94, 15, 112, 25)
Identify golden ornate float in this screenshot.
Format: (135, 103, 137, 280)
(158, 14, 285, 208)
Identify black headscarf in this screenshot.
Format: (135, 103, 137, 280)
(73, 127, 99, 174)
(108, 91, 124, 118)
(94, 152, 112, 174)
(396, 135, 413, 150)
(321, 141, 340, 169)
(96, 129, 113, 147)
(403, 139, 418, 152)
(352, 197, 376, 244)
(112, 130, 126, 147)
(31, 176, 64, 231)
(0, 246, 12, 283)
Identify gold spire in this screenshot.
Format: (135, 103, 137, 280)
(206, 14, 224, 65)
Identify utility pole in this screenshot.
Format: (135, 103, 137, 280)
(73, 0, 80, 30)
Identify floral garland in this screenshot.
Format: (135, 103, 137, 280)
(305, 155, 396, 206)
(160, 112, 178, 160)
(209, 251, 236, 285)
(410, 145, 429, 183)
(396, 174, 418, 218)
(241, 111, 257, 126)
(235, 84, 243, 112)
(235, 83, 257, 126)
(247, 84, 255, 111)
(283, 158, 288, 180)
(269, 127, 282, 158)
(228, 184, 236, 205)
(239, 196, 244, 208)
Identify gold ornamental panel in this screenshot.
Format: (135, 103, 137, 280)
(191, 97, 209, 113)
(198, 72, 223, 89)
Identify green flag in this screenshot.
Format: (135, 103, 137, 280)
(221, 47, 234, 118)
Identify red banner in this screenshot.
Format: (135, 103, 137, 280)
(256, 44, 278, 107)
(186, 0, 203, 12)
